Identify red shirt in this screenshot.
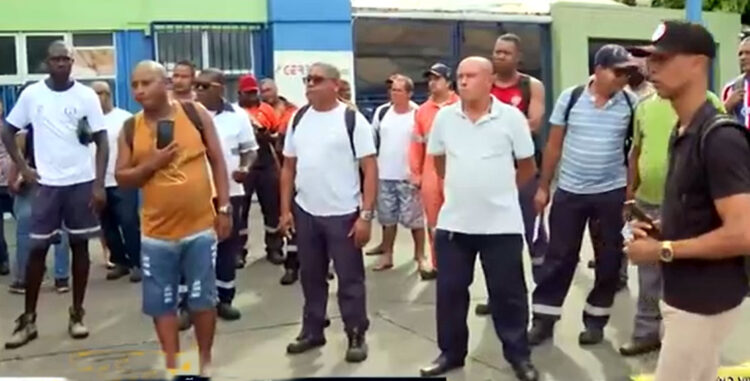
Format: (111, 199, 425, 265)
(491, 80, 529, 115)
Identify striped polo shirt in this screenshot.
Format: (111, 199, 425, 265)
(549, 84, 637, 195)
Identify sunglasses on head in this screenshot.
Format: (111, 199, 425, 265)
(303, 75, 327, 86)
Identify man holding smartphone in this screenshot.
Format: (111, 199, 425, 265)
(721, 37, 750, 127)
(626, 21, 750, 380)
(621, 85, 724, 357)
(3, 41, 108, 349)
(195, 68, 258, 321)
(116, 60, 231, 377)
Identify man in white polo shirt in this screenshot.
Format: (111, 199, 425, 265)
(419, 57, 538, 381)
(280, 62, 377, 363)
(195, 68, 258, 321)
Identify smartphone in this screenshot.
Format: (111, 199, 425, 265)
(623, 200, 660, 238)
(156, 120, 174, 149)
(77, 117, 93, 145)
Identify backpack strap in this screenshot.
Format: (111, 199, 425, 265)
(698, 114, 750, 162)
(291, 104, 311, 133)
(345, 106, 357, 158)
(622, 91, 635, 165)
(377, 105, 391, 124)
(518, 74, 531, 117)
(123, 116, 136, 150)
(178, 101, 206, 144)
(564, 85, 585, 125)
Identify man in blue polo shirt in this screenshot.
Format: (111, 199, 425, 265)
(530, 44, 638, 346)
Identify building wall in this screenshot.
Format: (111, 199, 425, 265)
(0, 0, 266, 32)
(268, 0, 354, 106)
(550, 2, 741, 97)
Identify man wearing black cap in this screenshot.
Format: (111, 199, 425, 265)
(625, 21, 750, 380)
(530, 44, 638, 346)
(409, 63, 459, 280)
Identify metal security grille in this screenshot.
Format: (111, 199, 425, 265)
(152, 23, 263, 74)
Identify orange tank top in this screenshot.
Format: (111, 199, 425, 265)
(131, 102, 215, 240)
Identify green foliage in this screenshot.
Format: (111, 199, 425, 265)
(650, 0, 749, 12)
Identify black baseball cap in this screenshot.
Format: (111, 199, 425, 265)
(628, 20, 716, 59)
(423, 63, 452, 80)
(594, 44, 637, 69)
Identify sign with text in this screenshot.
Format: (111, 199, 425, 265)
(273, 50, 355, 106)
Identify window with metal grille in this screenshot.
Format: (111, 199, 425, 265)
(153, 23, 258, 75)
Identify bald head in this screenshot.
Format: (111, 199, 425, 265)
(260, 78, 279, 104)
(133, 60, 168, 81)
(199, 68, 225, 85)
(457, 56, 494, 103)
(91, 81, 112, 112)
(131, 60, 169, 111)
(48, 40, 71, 58)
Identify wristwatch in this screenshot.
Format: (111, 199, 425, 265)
(218, 204, 233, 215)
(360, 210, 374, 222)
(660, 241, 674, 263)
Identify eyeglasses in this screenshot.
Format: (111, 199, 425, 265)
(194, 82, 221, 91)
(302, 75, 327, 86)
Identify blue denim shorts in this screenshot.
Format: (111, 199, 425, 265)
(141, 229, 217, 317)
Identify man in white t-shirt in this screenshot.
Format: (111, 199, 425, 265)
(420, 57, 539, 381)
(3, 41, 108, 349)
(280, 62, 377, 363)
(365, 75, 426, 272)
(195, 68, 258, 321)
(90, 81, 141, 284)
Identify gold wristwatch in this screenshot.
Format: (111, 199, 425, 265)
(660, 241, 674, 263)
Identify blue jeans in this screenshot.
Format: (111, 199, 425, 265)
(0, 187, 13, 266)
(141, 229, 217, 317)
(13, 188, 70, 284)
(101, 187, 140, 269)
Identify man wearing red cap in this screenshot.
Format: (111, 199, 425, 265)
(236, 74, 286, 268)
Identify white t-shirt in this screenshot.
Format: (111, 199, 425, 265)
(6, 80, 106, 186)
(427, 97, 535, 234)
(373, 106, 416, 181)
(283, 102, 376, 216)
(101, 107, 132, 188)
(211, 103, 258, 197)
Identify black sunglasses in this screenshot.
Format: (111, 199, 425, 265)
(613, 67, 636, 78)
(303, 75, 327, 86)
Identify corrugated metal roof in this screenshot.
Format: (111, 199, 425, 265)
(351, 0, 625, 16)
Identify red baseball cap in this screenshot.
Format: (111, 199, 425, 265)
(238, 74, 258, 92)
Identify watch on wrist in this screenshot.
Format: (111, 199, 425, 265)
(360, 210, 374, 222)
(218, 204, 233, 216)
(660, 241, 674, 263)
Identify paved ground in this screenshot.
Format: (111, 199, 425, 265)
(0, 208, 748, 381)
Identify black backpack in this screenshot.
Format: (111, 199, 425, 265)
(698, 113, 750, 161)
(123, 100, 205, 150)
(563, 85, 635, 165)
(370, 104, 392, 152)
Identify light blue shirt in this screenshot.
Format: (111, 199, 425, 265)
(427, 98, 535, 234)
(549, 85, 636, 195)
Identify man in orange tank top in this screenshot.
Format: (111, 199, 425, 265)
(115, 60, 231, 378)
(410, 63, 459, 281)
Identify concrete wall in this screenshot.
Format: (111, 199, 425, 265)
(550, 2, 741, 96)
(0, 0, 267, 32)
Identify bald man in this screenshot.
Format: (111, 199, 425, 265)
(116, 60, 231, 377)
(3, 40, 108, 349)
(90, 81, 141, 283)
(420, 57, 538, 381)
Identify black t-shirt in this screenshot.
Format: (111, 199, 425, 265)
(661, 101, 750, 315)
